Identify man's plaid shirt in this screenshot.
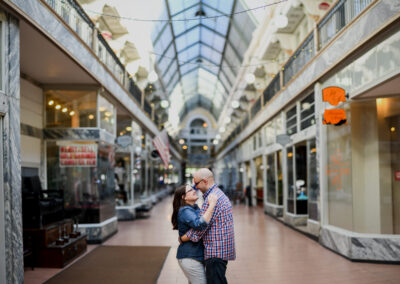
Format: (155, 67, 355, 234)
(186, 184, 236, 261)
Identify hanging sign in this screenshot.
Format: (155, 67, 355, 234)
(116, 135, 133, 148)
(322, 86, 347, 125)
(395, 171, 400, 181)
(59, 144, 97, 167)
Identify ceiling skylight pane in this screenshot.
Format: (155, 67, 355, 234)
(176, 27, 200, 51)
(200, 45, 222, 64)
(203, 0, 233, 14)
(178, 44, 200, 63)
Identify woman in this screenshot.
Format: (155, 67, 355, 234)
(171, 184, 218, 284)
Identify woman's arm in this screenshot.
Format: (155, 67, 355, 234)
(180, 193, 218, 231)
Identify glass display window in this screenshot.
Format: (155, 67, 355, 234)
(286, 105, 297, 135)
(300, 92, 315, 130)
(46, 140, 116, 224)
(45, 89, 97, 128)
(99, 95, 115, 135)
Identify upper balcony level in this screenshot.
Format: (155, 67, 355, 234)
(217, 0, 396, 155)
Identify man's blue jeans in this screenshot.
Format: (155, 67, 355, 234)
(205, 258, 228, 284)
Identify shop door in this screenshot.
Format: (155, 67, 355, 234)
(295, 142, 308, 215)
(390, 115, 400, 233)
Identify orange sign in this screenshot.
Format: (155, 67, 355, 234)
(323, 109, 347, 125)
(323, 86, 347, 125)
(322, 87, 346, 106)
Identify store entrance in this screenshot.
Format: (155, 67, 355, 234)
(295, 142, 308, 215)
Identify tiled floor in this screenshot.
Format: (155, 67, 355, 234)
(25, 196, 400, 283)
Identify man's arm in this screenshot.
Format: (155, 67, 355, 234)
(184, 200, 220, 242)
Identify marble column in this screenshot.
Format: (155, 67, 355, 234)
(2, 13, 23, 284)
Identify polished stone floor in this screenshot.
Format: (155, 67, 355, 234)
(25, 196, 400, 283)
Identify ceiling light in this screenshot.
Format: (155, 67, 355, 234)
(69, 111, 75, 116)
(231, 100, 240, 109)
(213, 139, 218, 145)
(126, 126, 132, 131)
(391, 127, 396, 132)
(105, 111, 112, 117)
(168, 164, 173, 169)
(55, 105, 61, 110)
(160, 100, 169, 108)
(195, 9, 206, 17)
(225, 117, 231, 124)
(216, 134, 221, 140)
(275, 15, 288, 29)
(203, 123, 208, 128)
(148, 71, 158, 83)
(48, 100, 54, 106)
(203, 145, 208, 151)
(88, 114, 94, 120)
(99, 107, 106, 112)
(219, 127, 225, 133)
(62, 107, 68, 113)
(245, 73, 255, 84)
(179, 139, 185, 144)
(182, 145, 188, 150)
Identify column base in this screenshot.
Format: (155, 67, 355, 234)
(78, 216, 118, 244)
(320, 225, 400, 262)
(264, 203, 283, 217)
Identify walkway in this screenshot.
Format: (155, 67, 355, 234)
(25, 196, 400, 283)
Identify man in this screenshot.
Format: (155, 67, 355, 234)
(180, 168, 236, 284)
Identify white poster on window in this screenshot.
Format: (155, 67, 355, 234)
(59, 144, 97, 167)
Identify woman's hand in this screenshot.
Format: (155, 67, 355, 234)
(208, 193, 218, 207)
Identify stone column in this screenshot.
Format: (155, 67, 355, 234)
(1, 13, 23, 284)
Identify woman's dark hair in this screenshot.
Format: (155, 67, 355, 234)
(171, 185, 187, 230)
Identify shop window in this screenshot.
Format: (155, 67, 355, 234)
(308, 138, 319, 221)
(286, 105, 297, 135)
(266, 153, 276, 204)
(295, 141, 308, 215)
(117, 115, 132, 137)
(275, 114, 284, 136)
(277, 151, 283, 205)
(300, 92, 315, 130)
(45, 90, 97, 128)
(287, 147, 294, 213)
(265, 121, 274, 146)
(99, 95, 115, 135)
(46, 141, 115, 224)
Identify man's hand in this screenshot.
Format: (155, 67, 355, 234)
(178, 235, 183, 244)
(207, 193, 218, 207)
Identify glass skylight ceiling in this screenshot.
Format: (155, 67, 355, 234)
(151, 0, 256, 123)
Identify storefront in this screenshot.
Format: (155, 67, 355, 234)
(283, 92, 319, 229)
(319, 26, 400, 261)
(263, 114, 284, 216)
(44, 87, 118, 242)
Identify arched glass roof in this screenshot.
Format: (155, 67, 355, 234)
(151, 0, 256, 122)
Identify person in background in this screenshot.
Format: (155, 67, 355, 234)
(181, 168, 236, 284)
(172, 184, 218, 284)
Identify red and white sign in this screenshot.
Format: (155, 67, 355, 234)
(395, 171, 400, 181)
(152, 129, 170, 169)
(59, 144, 97, 167)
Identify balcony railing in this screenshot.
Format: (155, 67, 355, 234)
(219, 0, 374, 153)
(283, 33, 314, 85)
(251, 97, 262, 119)
(318, 0, 374, 48)
(43, 0, 157, 126)
(263, 73, 281, 105)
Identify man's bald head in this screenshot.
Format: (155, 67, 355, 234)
(195, 168, 213, 180)
(193, 168, 215, 193)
